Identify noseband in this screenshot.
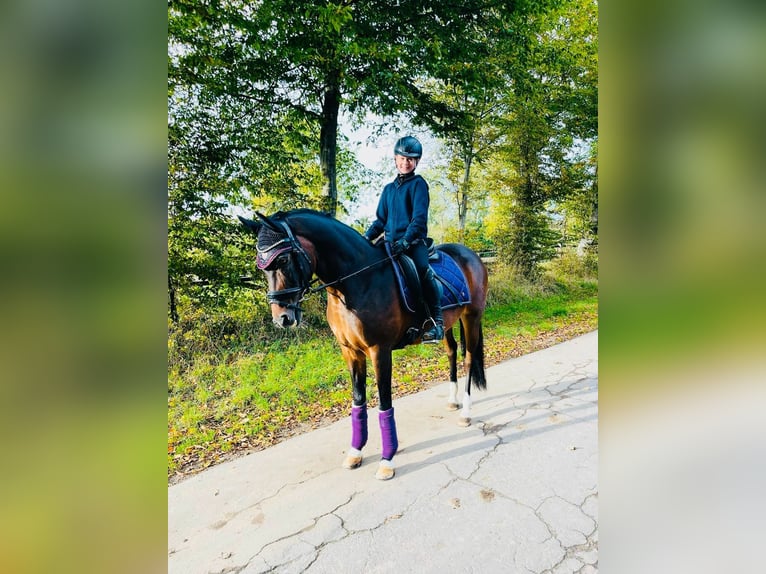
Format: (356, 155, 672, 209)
(256, 221, 312, 310)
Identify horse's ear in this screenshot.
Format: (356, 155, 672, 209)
(255, 211, 283, 233)
(238, 215, 261, 234)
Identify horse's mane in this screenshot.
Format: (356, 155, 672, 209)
(271, 208, 328, 220)
(274, 208, 366, 243)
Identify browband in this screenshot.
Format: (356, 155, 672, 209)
(256, 243, 292, 270)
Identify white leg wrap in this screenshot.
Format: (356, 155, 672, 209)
(461, 393, 472, 419)
(448, 382, 458, 404)
(347, 447, 362, 457)
(379, 459, 395, 469)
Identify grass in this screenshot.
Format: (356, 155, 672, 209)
(168, 266, 598, 483)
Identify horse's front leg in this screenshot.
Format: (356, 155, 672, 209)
(370, 346, 397, 480)
(341, 346, 368, 470)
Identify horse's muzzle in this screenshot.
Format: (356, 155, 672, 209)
(271, 306, 301, 328)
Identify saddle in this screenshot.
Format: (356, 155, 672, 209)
(384, 241, 471, 348)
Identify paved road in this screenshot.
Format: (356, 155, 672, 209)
(169, 331, 598, 574)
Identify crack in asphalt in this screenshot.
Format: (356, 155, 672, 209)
(539, 525, 598, 574)
(221, 491, 359, 574)
(243, 479, 436, 574)
(203, 466, 337, 536)
(533, 492, 599, 574)
(301, 488, 425, 573)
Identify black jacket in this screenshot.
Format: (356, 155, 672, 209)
(365, 173, 429, 244)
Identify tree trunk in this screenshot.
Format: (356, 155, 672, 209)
(457, 148, 473, 243)
(510, 146, 540, 278)
(168, 275, 179, 323)
(319, 71, 340, 217)
(590, 161, 599, 239)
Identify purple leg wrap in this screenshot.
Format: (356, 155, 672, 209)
(378, 407, 398, 460)
(350, 405, 368, 450)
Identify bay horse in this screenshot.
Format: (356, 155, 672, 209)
(239, 209, 488, 480)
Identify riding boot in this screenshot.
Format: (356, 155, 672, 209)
(421, 269, 444, 343)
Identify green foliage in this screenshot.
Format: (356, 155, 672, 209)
(439, 220, 495, 255)
(168, 286, 332, 368)
(168, 0, 544, 217)
(482, 284, 597, 341)
(485, 261, 558, 307)
(471, 0, 598, 278)
(486, 166, 563, 279)
(558, 139, 598, 246)
(546, 249, 599, 282)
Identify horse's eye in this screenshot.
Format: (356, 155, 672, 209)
(276, 254, 290, 266)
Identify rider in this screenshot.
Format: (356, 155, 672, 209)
(364, 136, 444, 343)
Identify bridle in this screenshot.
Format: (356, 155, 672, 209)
(256, 219, 396, 311)
(256, 220, 313, 311)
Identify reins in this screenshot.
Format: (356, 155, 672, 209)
(307, 252, 396, 295)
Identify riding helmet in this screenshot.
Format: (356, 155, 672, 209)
(393, 136, 423, 158)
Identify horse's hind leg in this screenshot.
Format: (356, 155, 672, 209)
(342, 346, 368, 470)
(458, 314, 482, 427)
(444, 326, 460, 411)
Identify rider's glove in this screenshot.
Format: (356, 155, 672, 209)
(392, 238, 409, 256)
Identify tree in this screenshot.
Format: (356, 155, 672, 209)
(168, 0, 551, 217)
(486, 0, 598, 276)
(436, 90, 507, 242)
(167, 113, 256, 321)
(411, 9, 515, 242)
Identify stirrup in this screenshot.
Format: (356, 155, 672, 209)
(422, 323, 444, 343)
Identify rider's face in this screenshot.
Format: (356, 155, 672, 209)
(395, 154, 419, 175)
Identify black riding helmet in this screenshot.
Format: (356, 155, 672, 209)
(393, 136, 423, 158)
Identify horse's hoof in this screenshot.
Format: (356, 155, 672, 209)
(343, 455, 362, 469)
(458, 417, 472, 427)
(446, 402, 460, 411)
(375, 461, 395, 480)
(343, 448, 363, 469)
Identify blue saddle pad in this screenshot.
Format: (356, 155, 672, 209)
(387, 245, 471, 313)
(432, 250, 472, 309)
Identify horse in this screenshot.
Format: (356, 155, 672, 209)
(239, 208, 488, 480)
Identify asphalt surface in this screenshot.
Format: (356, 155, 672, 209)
(169, 330, 598, 574)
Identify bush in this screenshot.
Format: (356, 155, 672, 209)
(168, 283, 337, 373)
(546, 249, 598, 282)
(486, 262, 562, 307)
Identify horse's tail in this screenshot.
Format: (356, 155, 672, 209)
(468, 323, 487, 391)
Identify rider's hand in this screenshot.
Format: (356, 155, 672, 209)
(392, 238, 409, 256)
